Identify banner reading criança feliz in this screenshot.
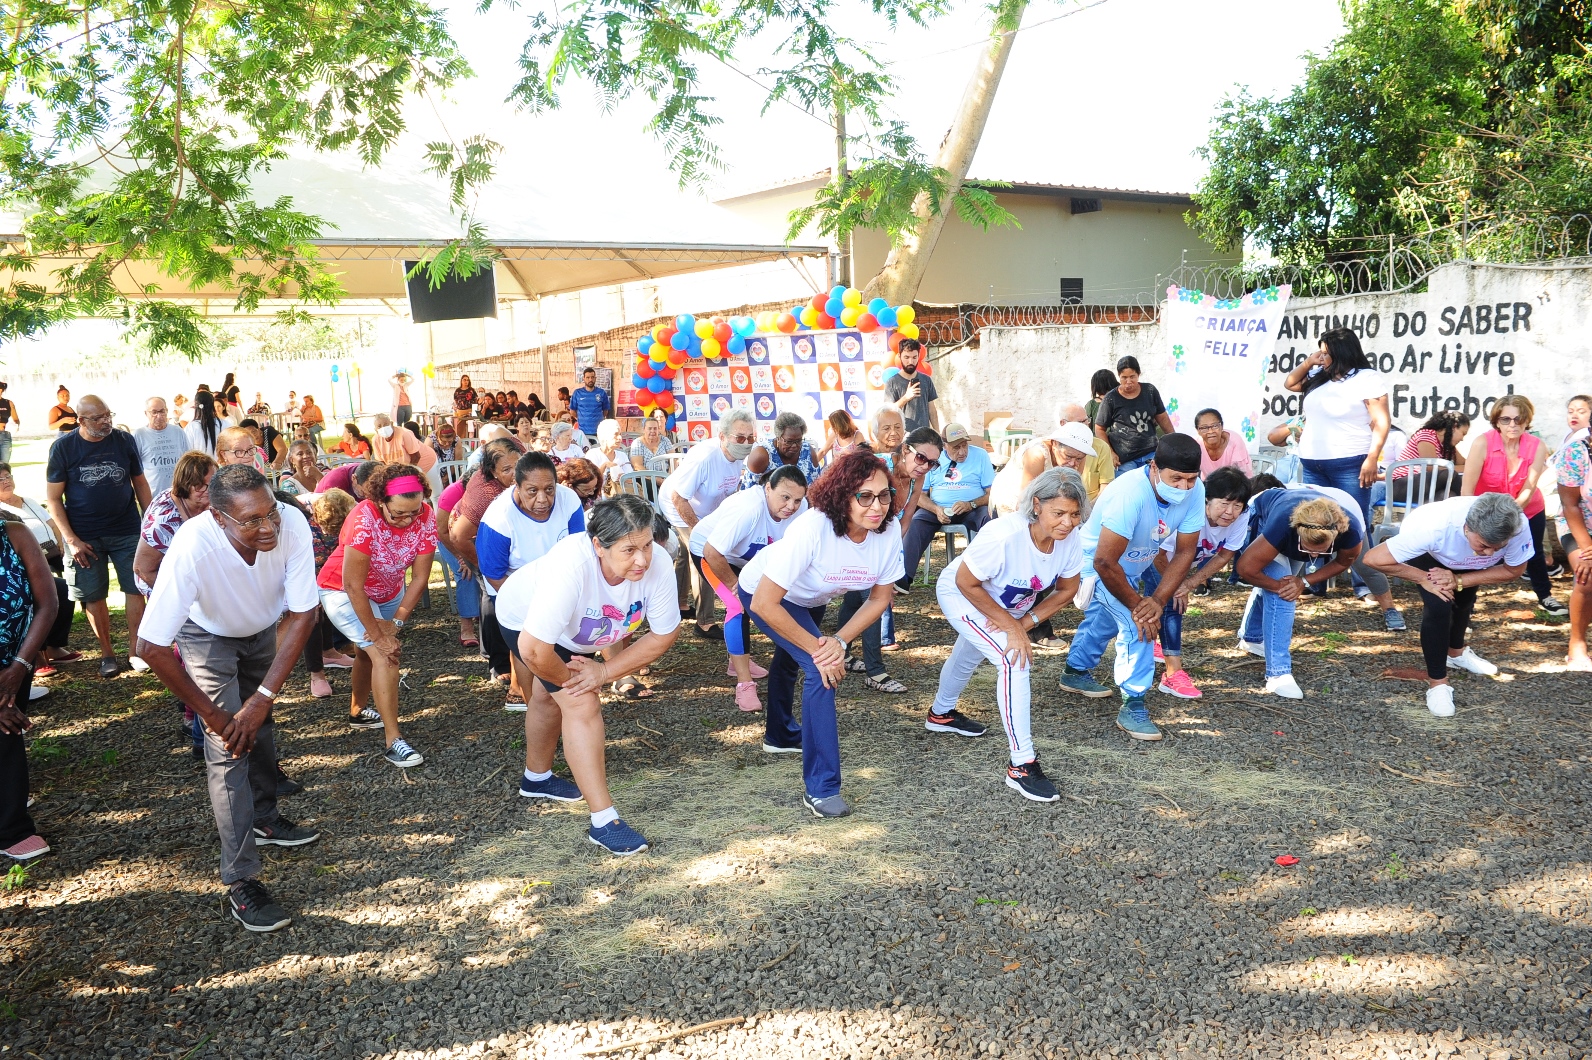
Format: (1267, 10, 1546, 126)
(676, 327, 897, 443)
(1160, 283, 1292, 448)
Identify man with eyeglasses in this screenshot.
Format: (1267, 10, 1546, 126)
(45, 395, 152, 678)
(660, 409, 759, 638)
(134, 397, 190, 496)
(898, 423, 994, 591)
(135, 465, 321, 932)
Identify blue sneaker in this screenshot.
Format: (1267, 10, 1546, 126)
(1384, 608, 1407, 632)
(1115, 697, 1163, 741)
(519, 773, 583, 802)
(1058, 668, 1112, 698)
(588, 818, 650, 856)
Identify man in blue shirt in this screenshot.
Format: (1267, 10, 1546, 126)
(1059, 433, 1205, 741)
(899, 423, 995, 588)
(569, 368, 610, 436)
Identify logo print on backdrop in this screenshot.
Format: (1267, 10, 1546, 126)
(686, 371, 707, 393)
(867, 364, 885, 388)
(846, 393, 865, 418)
(774, 367, 795, 390)
(793, 337, 815, 361)
(748, 339, 769, 363)
(690, 423, 710, 442)
(756, 395, 775, 417)
(712, 396, 732, 416)
(839, 335, 862, 359)
(819, 365, 840, 389)
(732, 369, 750, 391)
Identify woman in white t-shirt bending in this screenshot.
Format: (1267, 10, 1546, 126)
(1284, 327, 1404, 631)
(493, 496, 681, 856)
(739, 450, 905, 819)
(930, 468, 1086, 802)
(689, 465, 808, 713)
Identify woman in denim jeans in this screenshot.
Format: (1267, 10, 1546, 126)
(1283, 327, 1405, 630)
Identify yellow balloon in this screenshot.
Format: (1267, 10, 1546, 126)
(897, 321, 920, 340)
(695, 320, 714, 339)
(839, 305, 862, 327)
(842, 288, 862, 308)
(799, 307, 819, 327)
(701, 337, 722, 358)
(896, 305, 915, 325)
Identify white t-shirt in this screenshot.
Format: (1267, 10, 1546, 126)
(134, 425, 190, 496)
(739, 508, 906, 608)
(940, 513, 1083, 617)
(183, 419, 220, 457)
(687, 485, 804, 563)
(1158, 510, 1251, 566)
(1386, 495, 1534, 571)
(1297, 369, 1388, 460)
(660, 441, 745, 528)
(140, 503, 319, 643)
(474, 484, 586, 596)
(494, 532, 681, 652)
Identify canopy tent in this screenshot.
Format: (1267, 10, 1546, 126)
(0, 147, 829, 316)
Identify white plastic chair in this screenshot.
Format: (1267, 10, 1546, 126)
(1374, 458, 1454, 545)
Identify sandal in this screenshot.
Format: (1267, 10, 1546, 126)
(693, 623, 724, 641)
(611, 676, 655, 699)
(459, 636, 479, 648)
(863, 673, 907, 693)
(845, 656, 870, 674)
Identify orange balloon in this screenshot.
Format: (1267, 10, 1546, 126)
(776, 312, 798, 333)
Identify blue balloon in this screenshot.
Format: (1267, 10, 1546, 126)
(726, 335, 746, 354)
(882, 367, 901, 382)
(632, 373, 647, 389)
(665, 413, 677, 431)
(638, 336, 654, 355)
(877, 306, 898, 328)
(330, 367, 340, 381)
(868, 297, 889, 315)
(825, 298, 845, 318)
(675, 314, 695, 333)
(670, 330, 690, 351)
(646, 377, 668, 393)
(733, 317, 757, 338)
(830, 285, 847, 300)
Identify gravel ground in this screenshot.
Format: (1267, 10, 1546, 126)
(2, 567, 1590, 1060)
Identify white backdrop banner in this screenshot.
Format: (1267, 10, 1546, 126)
(1159, 283, 1292, 447)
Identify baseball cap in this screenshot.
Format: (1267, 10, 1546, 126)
(1049, 422, 1097, 455)
(942, 422, 970, 443)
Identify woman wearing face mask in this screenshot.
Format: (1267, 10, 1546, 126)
(690, 465, 809, 712)
(1138, 466, 1253, 700)
(929, 468, 1087, 802)
(476, 452, 586, 712)
(740, 450, 905, 819)
(659, 409, 759, 638)
(1234, 484, 1367, 700)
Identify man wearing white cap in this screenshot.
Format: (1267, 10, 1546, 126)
(991, 420, 1102, 516)
(899, 423, 995, 589)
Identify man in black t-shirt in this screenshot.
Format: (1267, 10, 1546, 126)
(0, 381, 17, 464)
(45, 395, 151, 677)
(883, 339, 940, 433)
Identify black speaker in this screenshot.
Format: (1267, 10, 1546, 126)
(404, 262, 498, 323)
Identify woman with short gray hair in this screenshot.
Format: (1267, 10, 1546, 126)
(927, 467, 1087, 802)
(1364, 492, 1533, 718)
(492, 494, 681, 855)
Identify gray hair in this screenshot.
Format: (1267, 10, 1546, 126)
(551, 422, 574, 442)
(718, 409, 754, 435)
(870, 405, 905, 439)
(210, 464, 270, 515)
(1465, 492, 1523, 545)
(1018, 467, 1090, 524)
(587, 494, 659, 547)
(772, 412, 807, 435)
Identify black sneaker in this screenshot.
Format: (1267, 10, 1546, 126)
(924, 709, 988, 737)
(228, 878, 291, 932)
(349, 707, 384, 730)
(274, 763, 302, 796)
(1192, 584, 1211, 597)
(1546, 563, 1566, 579)
(252, 818, 320, 847)
(1005, 760, 1059, 803)
(1541, 597, 1569, 617)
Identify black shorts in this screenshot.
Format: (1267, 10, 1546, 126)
(503, 627, 589, 693)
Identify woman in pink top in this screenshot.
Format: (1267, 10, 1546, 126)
(1192, 408, 1253, 478)
(1462, 394, 1563, 615)
(1391, 410, 1469, 500)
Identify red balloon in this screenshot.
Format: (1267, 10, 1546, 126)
(809, 293, 827, 311)
(659, 328, 676, 346)
(713, 323, 732, 343)
(888, 332, 903, 352)
(637, 361, 656, 379)
(817, 313, 836, 330)
(857, 313, 878, 332)
(776, 313, 797, 333)
(657, 366, 676, 379)
(655, 390, 675, 411)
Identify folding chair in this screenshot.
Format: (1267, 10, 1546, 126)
(1373, 458, 1455, 546)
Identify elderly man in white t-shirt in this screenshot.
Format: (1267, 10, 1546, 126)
(134, 465, 321, 933)
(659, 409, 758, 637)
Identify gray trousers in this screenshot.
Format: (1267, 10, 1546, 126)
(674, 526, 714, 627)
(177, 620, 279, 885)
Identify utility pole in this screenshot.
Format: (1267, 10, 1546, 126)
(834, 93, 851, 288)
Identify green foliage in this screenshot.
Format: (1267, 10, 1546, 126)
(0, 0, 475, 358)
(2, 864, 26, 892)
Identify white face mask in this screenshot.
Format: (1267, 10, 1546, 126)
(377, 425, 394, 439)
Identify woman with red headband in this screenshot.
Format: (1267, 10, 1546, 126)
(317, 463, 437, 768)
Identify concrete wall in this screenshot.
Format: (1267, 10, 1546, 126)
(935, 261, 1592, 443)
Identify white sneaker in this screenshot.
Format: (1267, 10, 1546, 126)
(1446, 647, 1498, 676)
(1238, 638, 1266, 658)
(128, 656, 150, 672)
(1426, 684, 1456, 718)
(1265, 673, 1303, 699)
(27, 685, 49, 701)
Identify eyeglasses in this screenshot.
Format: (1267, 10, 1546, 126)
(220, 447, 256, 459)
(1195, 422, 1223, 432)
(382, 503, 422, 525)
(1497, 415, 1525, 425)
(220, 506, 282, 532)
(854, 488, 896, 508)
(907, 448, 936, 466)
(726, 433, 758, 445)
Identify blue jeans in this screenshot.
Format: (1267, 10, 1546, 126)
(436, 541, 481, 620)
(835, 590, 886, 677)
(740, 589, 843, 798)
(1239, 554, 1298, 678)
(1066, 576, 1156, 698)
(1118, 451, 1154, 473)
(0, 430, 11, 465)
(1137, 566, 1182, 654)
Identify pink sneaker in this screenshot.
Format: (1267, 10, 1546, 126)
(4, 834, 49, 861)
(1153, 641, 1165, 663)
(310, 674, 333, 698)
(728, 659, 769, 679)
(734, 681, 763, 713)
(1157, 669, 1201, 699)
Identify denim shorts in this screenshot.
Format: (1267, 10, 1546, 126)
(65, 533, 139, 604)
(319, 589, 402, 649)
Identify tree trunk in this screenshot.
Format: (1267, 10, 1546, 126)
(862, 0, 1027, 305)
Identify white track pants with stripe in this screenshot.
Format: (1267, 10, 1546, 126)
(933, 586, 1034, 766)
